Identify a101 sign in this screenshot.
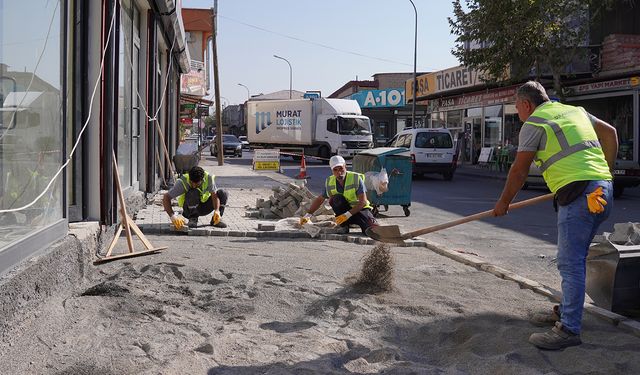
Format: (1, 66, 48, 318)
(350, 88, 405, 108)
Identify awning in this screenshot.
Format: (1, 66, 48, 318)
(180, 94, 213, 106)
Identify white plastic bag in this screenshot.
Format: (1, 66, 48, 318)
(364, 168, 389, 196)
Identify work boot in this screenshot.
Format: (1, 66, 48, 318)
(528, 322, 581, 350)
(529, 305, 561, 327)
(188, 217, 198, 228)
(210, 216, 227, 228)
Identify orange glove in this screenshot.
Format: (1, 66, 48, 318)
(170, 213, 187, 230)
(335, 211, 352, 225)
(213, 210, 221, 225)
(299, 213, 312, 225)
(586, 186, 607, 214)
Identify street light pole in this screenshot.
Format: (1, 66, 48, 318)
(409, 0, 418, 128)
(273, 55, 292, 99)
(237, 83, 250, 101)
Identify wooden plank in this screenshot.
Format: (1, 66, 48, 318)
(105, 224, 123, 257)
(94, 247, 168, 264)
(127, 214, 155, 250)
(113, 152, 134, 253)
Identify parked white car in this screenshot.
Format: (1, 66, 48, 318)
(238, 135, 250, 150)
(387, 128, 458, 180)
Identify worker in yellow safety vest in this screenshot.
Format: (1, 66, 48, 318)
(163, 166, 228, 230)
(300, 155, 378, 233)
(493, 81, 618, 350)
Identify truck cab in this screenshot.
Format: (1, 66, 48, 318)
(318, 114, 373, 159)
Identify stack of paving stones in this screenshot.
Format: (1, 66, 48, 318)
(246, 182, 334, 220)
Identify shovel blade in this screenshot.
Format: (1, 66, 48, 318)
(365, 225, 405, 244)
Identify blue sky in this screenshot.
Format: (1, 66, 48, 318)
(182, 0, 460, 105)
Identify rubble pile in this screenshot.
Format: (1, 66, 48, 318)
(245, 182, 334, 220)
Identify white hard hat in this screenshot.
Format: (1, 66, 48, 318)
(329, 155, 346, 169)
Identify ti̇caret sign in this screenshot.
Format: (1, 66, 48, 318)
(406, 66, 486, 102)
(349, 88, 405, 108)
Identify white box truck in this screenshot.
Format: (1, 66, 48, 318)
(247, 98, 373, 160)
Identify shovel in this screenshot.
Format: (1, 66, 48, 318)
(365, 193, 554, 243)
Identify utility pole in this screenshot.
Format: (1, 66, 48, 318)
(409, 0, 418, 128)
(212, 0, 223, 166)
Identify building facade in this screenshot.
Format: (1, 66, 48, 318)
(405, 4, 640, 166)
(329, 73, 428, 146)
(0, 0, 190, 275)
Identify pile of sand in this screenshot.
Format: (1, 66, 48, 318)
(1, 237, 639, 374)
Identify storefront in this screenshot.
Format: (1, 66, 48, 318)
(420, 85, 520, 164)
(0, 0, 190, 276)
(565, 76, 639, 163)
(348, 88, 428, 146)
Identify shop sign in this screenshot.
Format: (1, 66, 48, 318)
(253, 149, 280, 171)
(566, 77, 640, 95)
(350, 88, 405, 108)
(180, 68, 206, 96)
(405, 74, 436, 102)
(182, 103, 196, 110)
(406, 66, 486, 100)
(426, 86, 517, 113)
(180, 117, 193, 124)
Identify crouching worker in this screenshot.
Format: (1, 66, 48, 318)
(163, 166, 228, 229)
(300, 155, 378, 233)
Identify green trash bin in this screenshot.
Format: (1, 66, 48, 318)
(352, 147, 413, 217)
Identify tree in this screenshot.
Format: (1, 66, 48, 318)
(448, 0, 623, 97)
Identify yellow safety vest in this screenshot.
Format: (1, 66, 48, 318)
(525, 102, 612, 193)
(325, 171, 372, 209)
(177, 172, 213, 207)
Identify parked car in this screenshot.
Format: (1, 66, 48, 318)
(210, 134, 243, 157)
(238, 135, 250, 150)
(387, 128, 458, 180)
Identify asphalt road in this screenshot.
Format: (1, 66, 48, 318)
(206, 150, 640, 291)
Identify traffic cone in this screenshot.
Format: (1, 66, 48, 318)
(296, 153, 308, 179)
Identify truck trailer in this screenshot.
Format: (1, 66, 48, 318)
(247, 98, 373, 160)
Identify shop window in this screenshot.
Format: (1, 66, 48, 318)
(484, 105, 503, 147)
(503, 104, 522, 148)
(0, 1, 64, 251)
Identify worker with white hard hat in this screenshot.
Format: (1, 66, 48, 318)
(299, 155, 378, 233)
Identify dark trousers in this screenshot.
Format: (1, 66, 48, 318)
(329, 195, 377, 234)
(182, 189, 228, 219)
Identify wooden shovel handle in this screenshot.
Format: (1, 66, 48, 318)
(402, 193, 554, 239)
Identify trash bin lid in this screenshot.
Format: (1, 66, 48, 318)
(357, 147, 411, 158)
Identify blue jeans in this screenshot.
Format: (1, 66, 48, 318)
(557, 180, 612, 334)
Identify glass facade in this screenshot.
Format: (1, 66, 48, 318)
(118, 0, 141, 188)
(0, 1, 64, 250)
(503, 104, 522, 148)
(483, 105, 503, 147)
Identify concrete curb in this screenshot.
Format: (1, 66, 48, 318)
(421, 237, 640, 338)
(139, 223, 640, 338)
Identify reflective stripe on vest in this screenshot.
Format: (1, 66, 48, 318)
(325, 171, 371, 209)
(177, 172, 213, 207)
(525, 102, 611, 193)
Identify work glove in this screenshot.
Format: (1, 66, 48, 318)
(587, 186, 607, 214)
(335, 211, 352, 225)
(213, 210, 221, 225)
(170, 213, 187, 230)
(299, 213, 312, 225)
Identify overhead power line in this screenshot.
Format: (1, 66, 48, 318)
(217, 14, 437, 71)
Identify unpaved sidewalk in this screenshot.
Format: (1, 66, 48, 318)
(1, 236, 638, 374)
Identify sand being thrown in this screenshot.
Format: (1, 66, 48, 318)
(352, 243, 395, 292)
